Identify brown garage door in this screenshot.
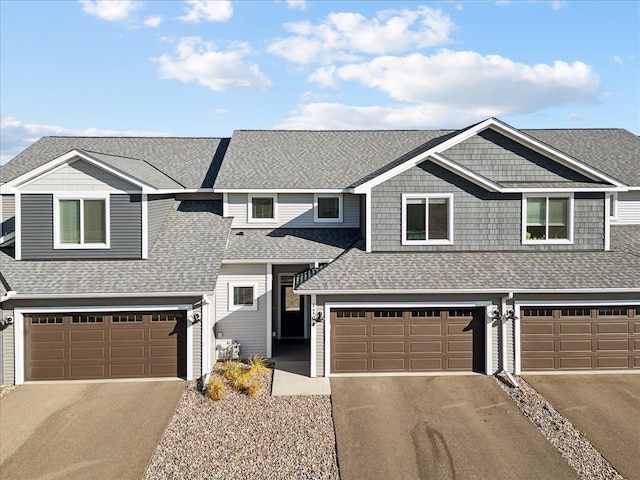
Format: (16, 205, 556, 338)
(521, 306, 640, 371)
(26, 311, 187, 380)
(330, 308, 485, 374)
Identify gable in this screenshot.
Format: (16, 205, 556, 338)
(441, 128, 598, 185)
(19, 159, 139, 192)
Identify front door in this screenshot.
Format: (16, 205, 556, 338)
(280, 283, 305, 338)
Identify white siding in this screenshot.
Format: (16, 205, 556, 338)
(214, 264, 268, 357)
(21, 160, 137, 192)
(226, 192, 360, 228)
(192, 305, 202, 379)
(612, 191, 640, 225)
(2, 321, 14, 385)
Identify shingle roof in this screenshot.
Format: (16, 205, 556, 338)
(295, 226, 640, 292)
(223, 228, 361, 261)
(1, 137, 229, 189)
(214, 130, 451, 189)
(0, 200, 232, 295)
(214, 127, 639, 190)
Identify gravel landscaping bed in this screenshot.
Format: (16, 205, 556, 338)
(145, 364, 339, 480)
(0, 385, 17, 398)
(495, 375, 623, 480)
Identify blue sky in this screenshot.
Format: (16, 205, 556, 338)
(1, 0, 638, 163)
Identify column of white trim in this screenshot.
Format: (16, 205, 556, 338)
(15, 193, 21, 260)
(186, 306, 194, 381)
(141, 194, 148, 259)
(365, 191, 372, 253)
(201, 294, 212, 379)
(310, 293, 317, 378)
(222, 192, 229, 217)
(14, 311, 25, 385)
(514, 305, 522, 375)
(604, 194, 611, 251)
(485, 306, 493, 375)
(324, 305, 331, 376)
(266, 263, 273, 358)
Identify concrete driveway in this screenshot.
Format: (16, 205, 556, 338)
(331, 376, 578, 480)
(0, 380, 185, 480)
(524, 374, 640, 480)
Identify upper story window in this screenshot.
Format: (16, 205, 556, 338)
(314, 194, 343, 222)
(401, 194, 453, 245)
(54, 195, 110, 249)
(523, 194, 573, 244)
(248, 194, 277, 223)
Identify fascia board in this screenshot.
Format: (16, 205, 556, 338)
(429, 153, 502, 192)
(294, 287, 640, 295)
(2, 150, 156, 193)
(488, 119, 626, 187)
(214, 188, 347, 194)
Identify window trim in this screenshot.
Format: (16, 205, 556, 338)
(522, 193, 574, 245)
(53, 193, 110, 249)
(228, 282, 258, 311)
(313, 193, 343, 223)
(247, 193, 277, 223)
(401, 193, 454, 245)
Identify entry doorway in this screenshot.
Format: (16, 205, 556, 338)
(279, 275, 305, 338)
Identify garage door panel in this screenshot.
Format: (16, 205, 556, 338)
(331, 308, 484, 373)
(409, 324, 441, 336)
(522, 323, 554, 335)
(372, 324, 405, 336)
(26, 311, 184, 381)
(371, 341, 405, 353)
(522, 306, 639, 371)
(110, 329, 145, 341)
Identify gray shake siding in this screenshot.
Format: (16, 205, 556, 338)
(442, 129, 595, 183)
(21, 194, 142, 259)
(147, 195, 174, 250)
(1, 195, 15, 235)
(371, 162, 604, 252)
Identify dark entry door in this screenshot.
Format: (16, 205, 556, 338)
(280, 284, 305, 337)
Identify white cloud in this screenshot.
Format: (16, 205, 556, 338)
(613, 54, 624, 65)
(179, 0, 232, 23)
(153, 37, 272, 92)
(455, 4, 464, 10)
(144, 15, 162, 27)
(1, 116, 169, 164)
(307, 66, 339, 88)
(268, 6, 455, 64)
(213, 109, 228, 114)
(314, 50, 599, 112)
(569, 113, 583, 121)
(286, 0, 306, 10)
(551, 1, 567, 10)
(78, 0, 143, 21)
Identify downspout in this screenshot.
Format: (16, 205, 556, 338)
(500, 291, 519, 388)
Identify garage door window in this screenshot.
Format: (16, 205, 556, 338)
(30, 315, 63, 324)
(112, 313, 143, 322)
(402, 194, 453, 245)
(72, 314, 103, 323)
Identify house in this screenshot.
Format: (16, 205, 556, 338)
(1, 118, 638, 385)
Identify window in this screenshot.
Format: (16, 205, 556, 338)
(402, 194, 453, 245)
(314, 194, 343, 222)
(229, 283, 258, 311)
(248, 194, 277, 222)
(55, 196, 109, 249)
(523, 195, 573, 243)
(608, 193, 617, 219)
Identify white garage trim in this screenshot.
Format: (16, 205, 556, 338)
(323, 301, 492, 377)
(14, 304, 192, 385)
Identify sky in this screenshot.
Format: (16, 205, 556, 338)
(1, 0, 638, 164)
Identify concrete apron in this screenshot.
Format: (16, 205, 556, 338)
(271, 361, 331, 396)
(0, 380, 185, 480)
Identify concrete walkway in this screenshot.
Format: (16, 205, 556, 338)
(271, 361, 331, 396)
(0, 380, 185, 480)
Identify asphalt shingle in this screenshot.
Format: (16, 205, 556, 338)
(0, 200, 232, 295)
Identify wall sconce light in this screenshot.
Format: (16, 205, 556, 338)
(192, 313, 201, 324)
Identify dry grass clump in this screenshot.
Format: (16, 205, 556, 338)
(204, 376, 227, 401)
(204, 357, 271, 401)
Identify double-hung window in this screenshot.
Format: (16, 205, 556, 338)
(523, 194, 573, 243)
(55, 195, 109, 249)
(402, 194, 453, 245)
(248, 194, 277, 223)
(314, 194, 343, 222)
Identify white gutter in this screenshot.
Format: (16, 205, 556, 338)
(500, 292, 519, 388)
(0, 290, 16, 304)
(294, 287, 640, 295)
(3, 292, 210, 300)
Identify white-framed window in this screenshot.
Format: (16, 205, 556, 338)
(608, 193, 617, 219)
(248, 193, 277, 223)
(401, 193, 453, 245)
(53, 194, 110, 249)
(314, 193, 343, 223)
(228, 283, 258, 311)
(522, 194, 573, 244)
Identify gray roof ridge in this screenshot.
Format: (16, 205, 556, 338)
(232, 128, 455, 133)
(80, 149, 187, 189)
(43, 135, 230, 140)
